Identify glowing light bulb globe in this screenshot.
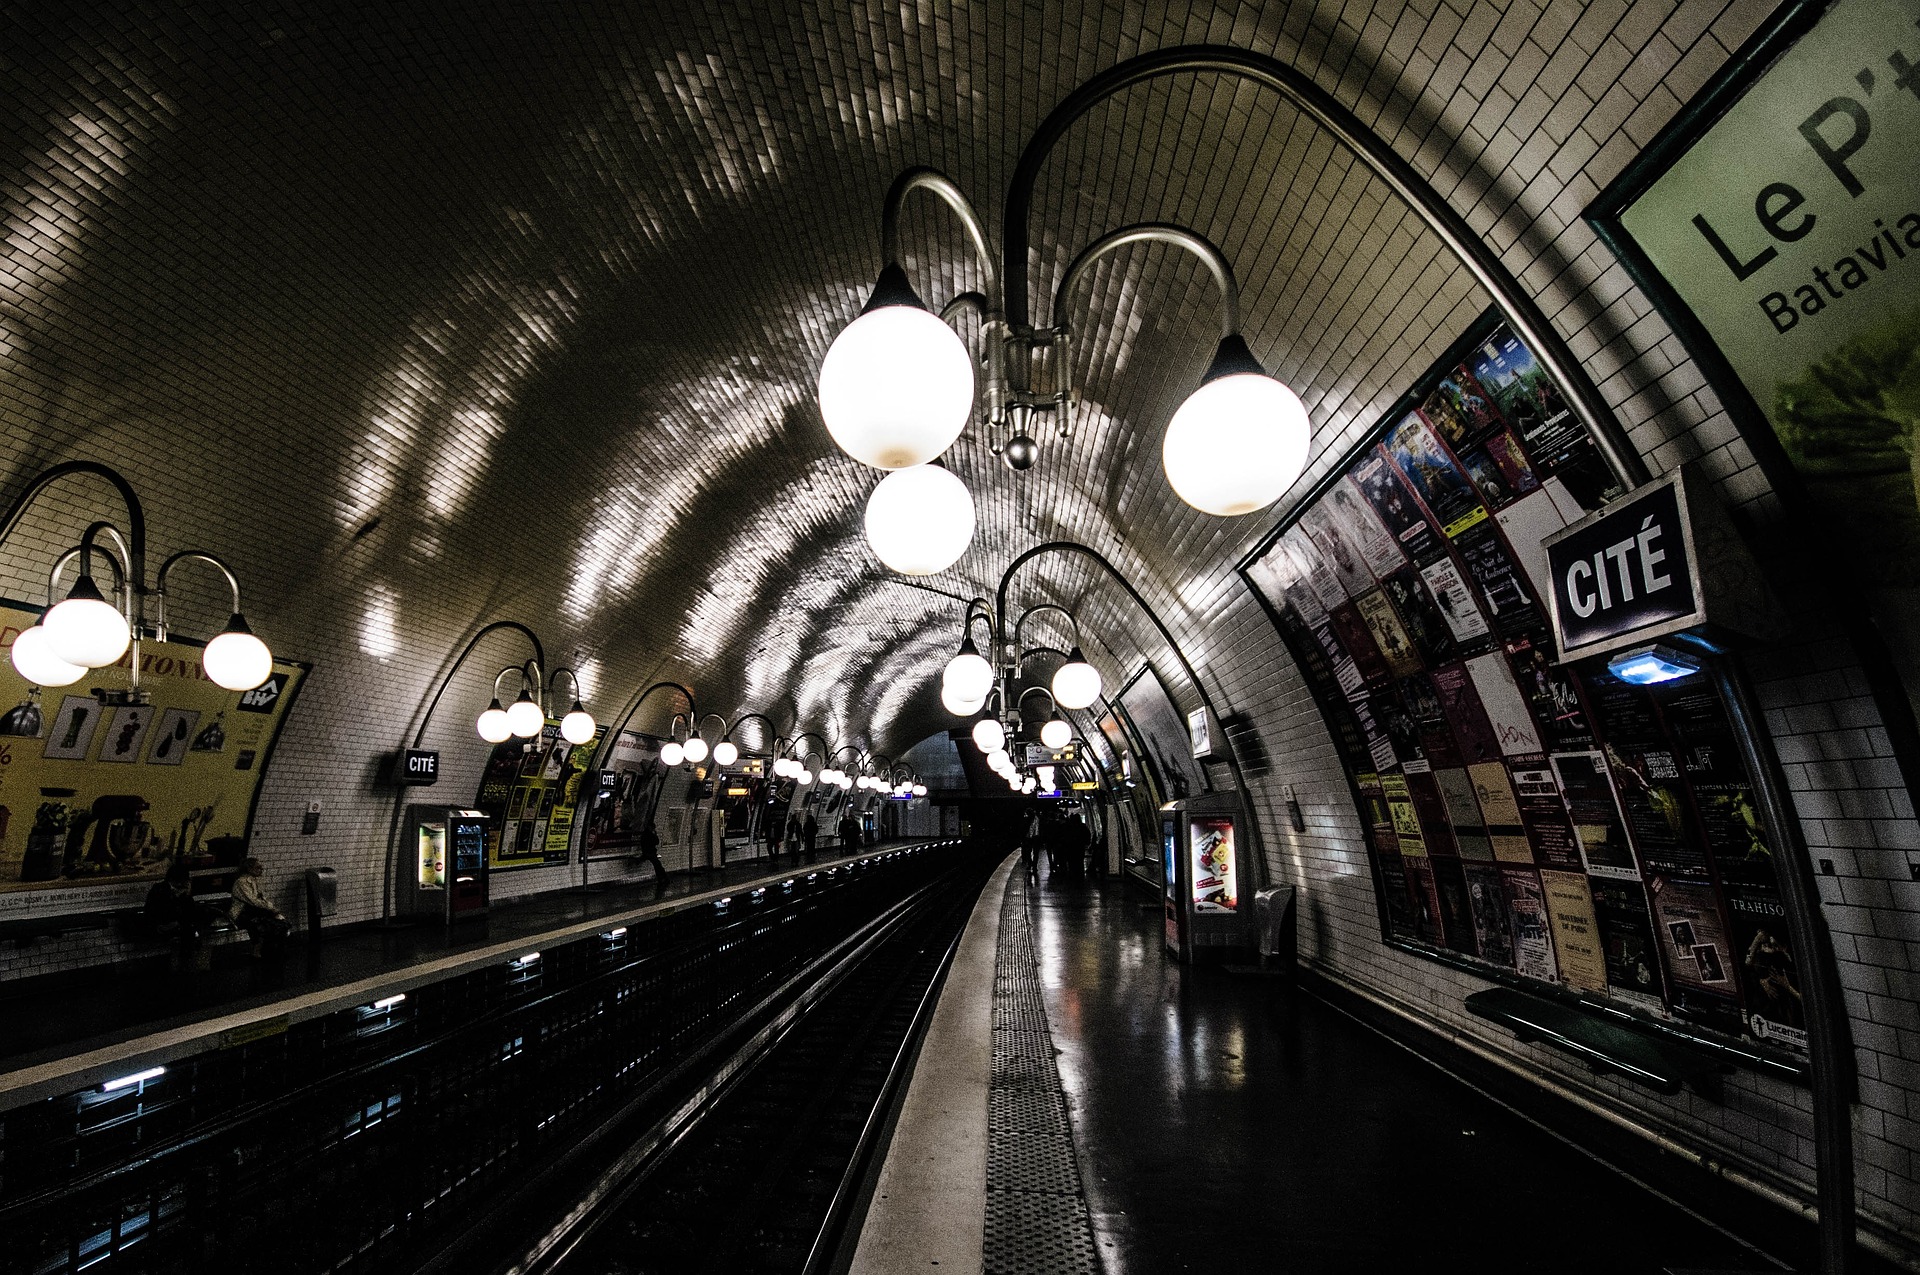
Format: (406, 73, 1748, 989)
(202, 617, 273, 692)
(1051, 653, 1102, 711)
(985, 747, 1010, 769)
(44, 578, 130, 668)
(1040, 718, 1071, 750)
(477, 704, 512, 743)
(817, 285, 974, 469)
(683, 737, 709, 764)
(1163, 368, 1311, 516)
(561, 707, 597, 745)
(971, 717, 1005, 753)
(864, 465, 974, 576)
(942, 647, 993, 700)
(912, 783, 928, 797)
(714, 741, 739, 767)
(661, 741, 685, 767)
(798, 769, 813, 785)
(505, 697, 544, 738)
(10, 625, 86, 687)
(941, 681, 985, 717)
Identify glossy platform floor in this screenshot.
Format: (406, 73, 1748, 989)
(0, 842, 884, 1070)
(1029, 867, 1840, 1274)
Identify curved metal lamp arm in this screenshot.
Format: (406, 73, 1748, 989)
(695, 711, 729, 741)
(1017, 684, 1059, 715)
(587, 680, 699, 773)
(1013, 602, 1082, 659)
(48, 523, 133, 606)
(999, 44, 1645, 489)
(152, 549, 244, 642)
(791, 730, 831, 761)
(407, 620, 546, 750)
(546, 665, 587, 707)
(0, 462, 150, 611)
(1051, 222, 1239, 340)
(725, 712, 785, 753)
(940, 291, 989, 323)
(882, 167, 1002, 313)
(831, 743, 864, 765)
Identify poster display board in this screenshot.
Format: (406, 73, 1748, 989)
(1113, 666, 1209, 803)
(1589, 0, 1920, 740)
(1189, 815, 1239, 913)
(0, 601, 307, 909)
(581, 729, 662, 859)
(1239, 313, 1808, 1055)
(474, 718, 604, 869)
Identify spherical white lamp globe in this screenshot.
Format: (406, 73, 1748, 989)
(1022, 776, 1037, 794)
(941, 681, 985, 717)
(798, 768, 814, 785)
(864, 465, 974, 576)
(714, 740, 739, 767)
(1163, 363, 1311, 516)
(505, 696, 544, 738)
(477, 702, 513, 743)
(44, 577, 130, 668)
(11, 624, 86, 687)
(561, 706, 597, 746)
(912, 783, 928, 797)
(202, 616, 273, 691)
(817, 271, 975, 469)
(1051, 650, 1103, 711)
(986, 746, 1010, 768)
(971, 717, 1005, 753)
(942, 645, 993, 700)
(661, 741, 685, 767)
(683, 737, 709, 764)
(1040, 717, 1071, 750)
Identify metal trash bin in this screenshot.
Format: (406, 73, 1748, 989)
(1254, 885, 1296, 961)
(304, 867, 338, 934)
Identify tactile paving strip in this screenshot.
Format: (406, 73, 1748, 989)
(985, 871, 1101, 1275)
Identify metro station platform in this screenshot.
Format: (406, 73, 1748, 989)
(0, 841, 903, 1108)
(856, 860, 1900, 1275)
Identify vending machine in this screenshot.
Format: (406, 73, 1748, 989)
(401, 805, 490, 922)
(1161, 792, 1252, 963)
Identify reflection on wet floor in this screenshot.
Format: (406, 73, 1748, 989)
(1027, 864, 1785, 1274)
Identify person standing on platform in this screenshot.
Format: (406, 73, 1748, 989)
(229, 858, 290, 958)
(786, 813, 804, 864)
(764, 805, 782, 861)
(801, 809, 819, 862)
(837, 810, 860, 852)
(639, 819, 666, 891)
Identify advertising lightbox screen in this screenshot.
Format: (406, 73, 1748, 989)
(1189, 815, 1238, 913)
(1238, 311, 1808, 1059)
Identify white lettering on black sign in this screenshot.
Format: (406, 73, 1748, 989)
(1547, 481, 1697, 655)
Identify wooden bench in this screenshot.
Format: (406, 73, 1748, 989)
(1464, 986, 1730, 1100)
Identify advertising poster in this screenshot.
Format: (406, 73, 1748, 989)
(1300, 501, 1379, 597)
(1466, 652, 1542, 757)
(1429, 662, 1501, 763)
(1115, 668, 1209, 803)
(1726, 881, 1809, 1051)
(1540, 869, 1608, 992)
(582, 729, 662, 858)
(1466, 326, 1617, 507)
(1468, 761, 1531, 864)
(1353, 451, 1447, 567)
(1331, 475, 1409, 578)
(475, 719, 601, 869)
(1463, 861, 1516, 967)
(1430, 856, 1481, 955)
(1454, 523, 1544, 638)
(1506, 638, 1592, 752)
(0, 602, 307, 907)
(1385, 413, 1489, 538)
(1382, 772, 1424, 856)
(1189, 816, 1238, 913)
(1550, 751, 1640, 880)
(1601, 0, 1920, 725)
(1405, 855, 1446, 946)
(1376, 848, 1418, 939)
(1417, 556, 1492, 643)
(1355, 589, 1423, 677)
(1402, 673, 1460, 768)
(1510, 762, 1584, 871)
(1502, 866, 1560, 983)
(1648, 875, 1740, 1007)
(1589, 878, 1668, 1009)
(1378, 568, 1457, 666)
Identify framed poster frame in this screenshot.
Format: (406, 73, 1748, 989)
(1583, 0, 1920, 801)
(1235, 312, 1807, 1080)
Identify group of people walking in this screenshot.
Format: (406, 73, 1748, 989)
(1023, 807, 1102, 881)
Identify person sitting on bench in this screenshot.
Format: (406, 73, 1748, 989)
(229, 857, 290, 957)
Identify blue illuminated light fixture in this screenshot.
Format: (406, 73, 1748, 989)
(1606, 643, 1701, 686)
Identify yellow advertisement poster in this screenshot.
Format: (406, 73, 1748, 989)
(0, 601, 307, 906)
(1539, 869, 1608, 993)
(474, 719, 602, 869)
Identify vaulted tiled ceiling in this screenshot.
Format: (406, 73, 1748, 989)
(1, 0, 1503, 754)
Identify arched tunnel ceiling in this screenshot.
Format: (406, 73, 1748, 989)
(2, 1, 1508, 756)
